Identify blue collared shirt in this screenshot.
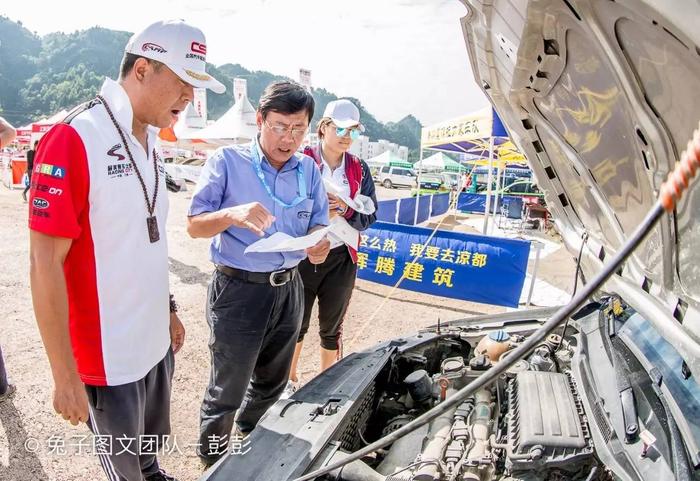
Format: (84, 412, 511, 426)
(188, 141, 329, 272)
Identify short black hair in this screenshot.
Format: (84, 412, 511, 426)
(119, 53, 164, 79)
(258, 81, 315, 123)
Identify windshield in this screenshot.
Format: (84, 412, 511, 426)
(619, 312, 700, 459)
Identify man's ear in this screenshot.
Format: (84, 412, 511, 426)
(132, 57, 151, 82)
(256, 111, 263, 131)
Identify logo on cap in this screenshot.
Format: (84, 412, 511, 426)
(142, 43, 167, 54)
(185, 69, 211, 81)
(186, 42, 206, 62)
(191, 42, 207, 55)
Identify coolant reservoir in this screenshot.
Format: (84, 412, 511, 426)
(475, 330, 512, 361)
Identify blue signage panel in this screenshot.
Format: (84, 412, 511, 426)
(357, 222, 531, 307)
(457, 193, 523, 219)
(376, 199, 398, 223)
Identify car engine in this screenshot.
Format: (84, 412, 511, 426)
(326, 330, 603, 481)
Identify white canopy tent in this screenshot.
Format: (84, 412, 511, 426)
(159, 95, 258, 151)
(412, 152, 466, 173)
(173, 103, 205, 137)
(159, 96, 258, 183)
(179, 95, 257, 147)
(418, 107, 526, 232)
(365, 150, 412, 169)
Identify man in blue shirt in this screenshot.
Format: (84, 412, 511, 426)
(187, 81, 330, 466)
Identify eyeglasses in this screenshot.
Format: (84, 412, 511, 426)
(335, 126, 361, 140)
(264, 120, 308, 139)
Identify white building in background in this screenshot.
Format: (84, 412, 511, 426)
(348, 135, 370, 159)
(305, 133, 409, 161)
(349, 137, 409, 161)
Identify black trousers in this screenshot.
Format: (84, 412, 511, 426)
(198, 269, 303, 462)
(85, 349, 174, 481)
(297, 246, 357, 350)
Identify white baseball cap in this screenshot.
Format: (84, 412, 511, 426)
(125, 20, 226, 94)
(323, 99, 365, 131)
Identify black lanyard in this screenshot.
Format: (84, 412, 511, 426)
(96, 95, 161, 243)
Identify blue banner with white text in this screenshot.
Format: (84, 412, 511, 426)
(357, 222, 530, 307)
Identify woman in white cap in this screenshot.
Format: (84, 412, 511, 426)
(285, 99, 378, 396)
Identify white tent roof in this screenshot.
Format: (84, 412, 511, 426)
(182, 102, 205, 130)
(180, 95, 257, 146)
(413, 152, 466, 172)
(171, 103, 204, 138)
(365, 150, 409, 166)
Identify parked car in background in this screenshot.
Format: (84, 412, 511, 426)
(500, 180, 544, 205)
(477, 179, 543, 202)
(378, 165, 415, 188)
(416, 173, 443, 190)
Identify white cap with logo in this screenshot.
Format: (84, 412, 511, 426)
(323, 99, 365, 131)
(125, 20, 226, 94)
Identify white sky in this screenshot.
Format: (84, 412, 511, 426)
(2, 0, 489, 126)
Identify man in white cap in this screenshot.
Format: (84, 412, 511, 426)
(28, 20, 224, 481)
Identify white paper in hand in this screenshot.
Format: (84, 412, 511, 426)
(244, 226, 330, 254)
(328, 216, 360, 248)
(323, 178, 376, 215)
(351, 194, 376, 215)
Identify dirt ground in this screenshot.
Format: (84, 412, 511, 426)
(0, 185, 573, 481)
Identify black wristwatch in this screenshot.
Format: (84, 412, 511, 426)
(169, 294, 178, 313)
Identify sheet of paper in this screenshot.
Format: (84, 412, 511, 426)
(323, 178, 376, 215)
(328, 216, 360, 248)
(244, 226, 331, 254)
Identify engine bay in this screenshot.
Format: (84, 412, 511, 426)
(325, 327, 604, 481)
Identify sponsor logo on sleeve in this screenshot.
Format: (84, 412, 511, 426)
(31, 182, 63, 196)
(32, 198, 50, 209)
(31, 208, 50, 218)
(35, 163, 66, 179)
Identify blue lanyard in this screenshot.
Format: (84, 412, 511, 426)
(250, 138, 307, 208)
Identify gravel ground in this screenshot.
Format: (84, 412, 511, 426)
(0, 184, 572, 481)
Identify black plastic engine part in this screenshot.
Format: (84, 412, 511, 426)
(507, 371, 593, 471)
(403, 370, 432, 405)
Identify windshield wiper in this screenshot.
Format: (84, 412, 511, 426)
(648, 368, 694, 481)
(601, 302, 640, 444)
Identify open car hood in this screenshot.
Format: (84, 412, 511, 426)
(460, 0, 700, 376)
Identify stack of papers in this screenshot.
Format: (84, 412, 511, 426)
(244, 177, 374, 255)
(244, 217, 360, 254)
(244, 226, 331, 254)
(323, 178, 376, 215)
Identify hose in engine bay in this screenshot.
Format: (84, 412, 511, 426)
(293, 122, 700, 481)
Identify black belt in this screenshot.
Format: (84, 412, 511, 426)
(216, 265, 297, 287)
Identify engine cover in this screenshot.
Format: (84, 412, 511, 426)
(506, 371, 593, 471)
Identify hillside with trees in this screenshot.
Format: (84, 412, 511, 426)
(0, 16, 423, 158)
